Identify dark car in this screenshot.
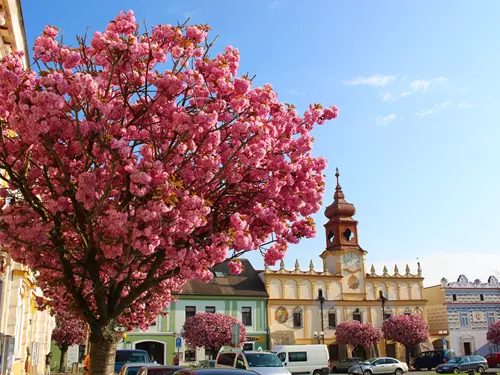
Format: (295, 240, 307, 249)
(414, 350, 456, 371)
(435, 355, 488, 374)
(173, 369, 258, 375)
(138, 366, 187, 375)
(332, 358, 364, 373)
(115, 350, 152, 374)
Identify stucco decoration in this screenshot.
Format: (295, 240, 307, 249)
(275, 306, 288, 323)
(348, 274, 359, 290)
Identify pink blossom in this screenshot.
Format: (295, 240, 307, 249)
(228, 260, 243, 275)
(381, 314, 429, 346)
(335, 320, 383, 348)
(488, 321, 500, 344)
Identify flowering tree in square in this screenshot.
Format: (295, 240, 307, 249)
(52, 311, 87, 372)
(183, 312, 246, 358)
(487, 321, 500, 345)
(382, 315, 429, 365)
(335, 320, 383, 358)
(0, 9, 338, 375)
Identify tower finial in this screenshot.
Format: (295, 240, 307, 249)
(335, 167, 341, 189)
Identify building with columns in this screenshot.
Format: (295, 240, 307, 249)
(425, 275, 500, 357)
(261, 170, 428, 362)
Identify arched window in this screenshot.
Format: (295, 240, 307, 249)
(293, 307, 303, 328)
(353, 308, 362, 322)
(328, 308, 337, 328)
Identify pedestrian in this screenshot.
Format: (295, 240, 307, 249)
(172, 354, 179, 366)
(45, 352, 52, 375)
(83, 354, 90, 375)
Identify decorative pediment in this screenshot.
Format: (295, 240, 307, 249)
(447, 274, 500, 288)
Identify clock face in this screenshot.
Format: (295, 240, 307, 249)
(344, 253, 361, 270)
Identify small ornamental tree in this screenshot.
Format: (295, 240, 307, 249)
(52, 311, 87, 372)
(335, 320, 383, 358)
(487, 321, 500, 345)
(382, 315, 429, 365)
(0, 10, 338, 375)
(183, 313, 246, 358)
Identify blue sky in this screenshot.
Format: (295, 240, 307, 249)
(22, 1, 500, 286)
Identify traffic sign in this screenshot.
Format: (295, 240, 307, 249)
(176, 337, 182, 348)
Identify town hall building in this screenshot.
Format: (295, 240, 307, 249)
(261, 170, 430, 362)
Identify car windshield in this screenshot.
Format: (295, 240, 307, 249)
(125, 368, 142, 375)
(116, 352, 149, 364)
(446, 358, 462, 364)
(245, 353, 283, 368)
(364, 359, 377, 365)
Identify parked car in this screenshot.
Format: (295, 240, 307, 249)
(120, 364, 157, 375)
(173, 369, 258, 375)
(414, 350, 456, 371)
(115, 350, 152, 374)
(199, 361, 216, 368)
(348, 357, 409, 375)
(485, 352, 500, 368)
(137, 366, 186, 375)
(435, 355, 488, 374)
(273, 344, 330, 375)
(216, 350, 291, 375)
(332, 358, 364, 373)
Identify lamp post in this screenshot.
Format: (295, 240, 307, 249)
(439, 330, 448, 350)
(379, 290, 388, 355)
(318, 290, 326, 344)
(313, 331, 324, 344)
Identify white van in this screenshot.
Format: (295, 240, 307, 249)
(272, 345, 330, 375)
(216, 349, 291, 375)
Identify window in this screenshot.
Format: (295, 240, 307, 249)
(404, 312, 411, 316)
(353, 309, 362, 322)
(277, 353, 286, 362)
(243, 343, 254, 351)
(217, 353, 236, 366)
(235, 355, 246, 369)
(185, 306, 196, 319)
(288, 352, 307, 362)
(185, 349, 196, 362)
(384, 312, 393, 320)
(488, 312, 496, 326)
(452, 294, 457, 301)
(293, 307, 303, 328)
(480, 294, 485, 301)
(328, 310, 337, 328)
(242, 307, 252, 326)
(460, 312, 469, 327)
(205, 306, 216, 313)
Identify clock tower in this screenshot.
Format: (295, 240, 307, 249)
(320, 169, 366, 299)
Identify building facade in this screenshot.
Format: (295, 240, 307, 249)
(0, 2, 55, 375)
(425, 275, 500, 357)
(125, 259, 269, 366)
(262, 170, 428, 362)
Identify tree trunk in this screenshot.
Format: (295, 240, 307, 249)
(59, 345, 69, 373)
(89, 322, 121, 375)
(405, 345, 410, 367)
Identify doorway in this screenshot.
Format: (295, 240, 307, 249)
(463, 342, 472, 356)
(386, 344, 396, 358)
(135, 341, 166, 365)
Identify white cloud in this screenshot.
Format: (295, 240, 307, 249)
(268, 0, 284, 11)
(344, 75, 397, 87)
(376, 113, 396, 126)
(370, 252, 500, 287)
(458, 100, 473, 109)
(409, 76, 448, 92)
(460, 88, 469, 95)
(414, 101, 451, 118)
(379, 92, 394, 101)
(400, 91, 412, 97)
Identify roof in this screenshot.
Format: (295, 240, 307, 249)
(180, 259, 268, 297)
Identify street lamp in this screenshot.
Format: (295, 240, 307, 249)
(313, 331, 324, 344)
(439, 330, 448, 350)
(318, 289, 326, 344)
(379, 290, 388, 354)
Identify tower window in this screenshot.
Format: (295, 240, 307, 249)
(480, 294, 484, 301)
(328, 230, 334, 243)
(343, 228, 354, 241)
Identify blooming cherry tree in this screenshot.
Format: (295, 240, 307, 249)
(382, 315, 429, 365)
(335, 320, 383, 357)
(487, 321, 500, 345)
(183, 312, 246, 357)
(52, 311, 87, 372)
(0, 10, 337, 375)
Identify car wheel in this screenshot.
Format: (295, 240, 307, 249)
(453, 368, 460, 374)
(363, 370, 372, 375)
(313, 371, 323, 375)
(477, 366, 484, 373)
(395, 368, 403, 375)
(332, 368, 338, 373)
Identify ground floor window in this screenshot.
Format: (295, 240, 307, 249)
(185, 349, 196, 362)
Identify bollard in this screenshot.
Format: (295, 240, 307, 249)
(71, 362, 79, 374)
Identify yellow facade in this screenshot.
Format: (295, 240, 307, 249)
(262, 171, 429, 362)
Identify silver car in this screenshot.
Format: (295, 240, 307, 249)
(348, 357, 409, 375)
